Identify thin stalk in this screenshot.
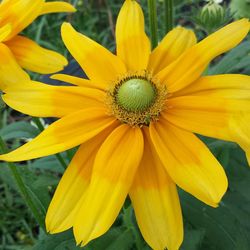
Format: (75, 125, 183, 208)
(0, 137, 45, 230)
(55, 153, 68, 170)
(164, 0, 174, 33)
(147, 0, 158, 49)
(32, 118, 68, 170)
(32, 117, 44, 131)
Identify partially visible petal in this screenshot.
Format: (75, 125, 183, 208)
(0, 43, 29, 91)
(150, 120, 228, 207)
(61, 23, 126, 88)
(156, 19, 250, 93)
(5, 36, 67, 74)
(116, 0, 150, 71)
(46, 125, 117, 233)
(166, 96, 250, 141)
(247, 153, 250, 166)
(40, 1, 76, 15)
(230, 114, 250, 166)
(0, 24, 12, 42)
(73, 125, 144, 246)
(3, 81, 105, 117)
(0, 0, 44, 40)
(148, 27, 197, 74)
(130, 128, 183, 250)
(175, 74, 250, 99)
(0, 108, 116, 162)
(51, 74, 104, 91)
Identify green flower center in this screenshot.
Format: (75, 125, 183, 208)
(106, 72, 167, 127)
(116, 78, 156, 112)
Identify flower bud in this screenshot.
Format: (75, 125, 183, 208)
(198, 1, 226, 33)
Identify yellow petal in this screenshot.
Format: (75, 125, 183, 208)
(0, 0, 44, 40)
(156, 19, 250, 93)
(166, 96, 250, 141)
(73, 125, 144, 246)
(0, 108, 117, 162)
(61, 23, 126, 89)
(46, 125, 116, 233)
(150, 120, 228, 207)
(246, 152, 250, 164)
(0, 23, 12, 42)
(3, 80, 105, 118)
(175, 74, 250, 99)
(247, 153, 250, 166)
(148, 27, 197, 74)
(130, 128, 183, 250)
(51, 74, 104, 91)
(116, 0, 150, 71)
(5, 35, 67, 74)
(0, 43, 29, 91)
(230, 113, 250, 166)
(40, 1, 76, 15)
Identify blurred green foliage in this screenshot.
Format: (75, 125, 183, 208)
(230, 0, 250, 18)
(1, 0, 250, 250)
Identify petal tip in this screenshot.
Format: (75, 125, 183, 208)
(66, 5, 77, 13)
(41, 2, 77, 15)
(50, 74, 60, 80)
(210, 177, 228, 208)
(73, 227, 88, 247)
(235, 18, 250, 30)
(61, 22, 72, 30)
(61, 22, 74, 37)
(61, 56, 68, 67)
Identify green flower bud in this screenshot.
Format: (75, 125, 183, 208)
(196, 1, 228, 33)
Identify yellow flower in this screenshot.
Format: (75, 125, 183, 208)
(1, 0, 250, 249)
(0, 0, 75, 74)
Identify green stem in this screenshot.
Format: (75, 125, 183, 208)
(164, 0, 174, 33)
(147, 0, 158, 49)
(32, 118, 67, 170)
(55, 154, 67, 170)
(32, 117, 44, 131)
(0, 137, 45, 230)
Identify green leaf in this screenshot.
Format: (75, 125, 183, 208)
(106, 229, 134, 250)
(31, 155, 65, 174)
(181, 228, 205, 250)
(89, 228, 135, 250)
(0, 95, 6, 110)
(0, 121, 39, 141)
(33, 230, 80, 250)
(181, 193, 249, 250)
(180, 145, 250, 250)
(230, 0, 250, 18)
